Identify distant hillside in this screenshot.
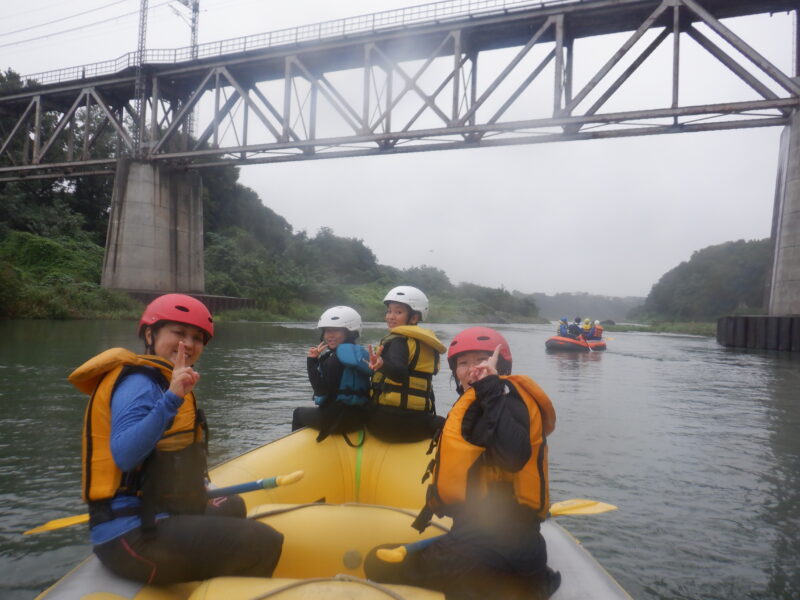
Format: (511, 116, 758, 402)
(632, 238, 771, 321)
(531, 292, 645, 322)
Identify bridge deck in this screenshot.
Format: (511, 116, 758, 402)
(2, 0, 795, 109)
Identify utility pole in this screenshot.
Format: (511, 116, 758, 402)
(174, 0, 200, 58)
(173, 0, 200, 136)
(133, 0, 149, 157)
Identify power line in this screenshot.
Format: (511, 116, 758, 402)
(0, 0, 133, 38)
(0, 0, 172, 50)
(2, 16, 140, 59)
(3, 0, 70, 21)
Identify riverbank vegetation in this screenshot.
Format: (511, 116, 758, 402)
(627, 239, 771, 324)
(604, 321, 717, 336)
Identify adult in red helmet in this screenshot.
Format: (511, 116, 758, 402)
(68, 294, 283, 584)
(365, 327, 560, 600)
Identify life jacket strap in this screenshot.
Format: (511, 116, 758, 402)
(412, 504, 433, 533)
(87, 500, 141, 528)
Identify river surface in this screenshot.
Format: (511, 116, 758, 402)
(0, 320, 798, 599)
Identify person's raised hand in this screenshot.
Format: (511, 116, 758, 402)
(368, 344, 384, 371)
(169, 341, 200, 398)
(469, 344, 500, 384)
(308, 341, 327, 358)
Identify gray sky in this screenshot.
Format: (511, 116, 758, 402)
(2, 0, 792, 297)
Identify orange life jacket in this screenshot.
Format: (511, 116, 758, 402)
(69, 348, 204, 504)
(429, 375, 556, 521)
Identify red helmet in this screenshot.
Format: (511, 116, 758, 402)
(138, 294, 214, 342)
(447, 327, 512, 370)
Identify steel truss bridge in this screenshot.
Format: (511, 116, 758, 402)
(0, 0, 798, 182)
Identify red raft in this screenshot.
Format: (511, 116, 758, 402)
(545, 335, 607, 352)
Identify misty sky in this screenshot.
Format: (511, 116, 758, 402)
(3, 0, 793, 297)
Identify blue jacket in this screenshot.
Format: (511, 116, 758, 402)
(312, 344, 371, 406)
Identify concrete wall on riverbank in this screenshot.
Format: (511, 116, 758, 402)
(125, 291, 254, 314)
(717, 315, 800, 352)
(101, 159, 204, 293)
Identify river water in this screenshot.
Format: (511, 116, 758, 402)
(0, 320, 798, 599)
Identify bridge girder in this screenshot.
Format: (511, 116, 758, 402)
(0, 0, 797, 181)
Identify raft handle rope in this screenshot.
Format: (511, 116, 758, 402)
(247, 502, 451, 535)
(248, 573, 408, 599)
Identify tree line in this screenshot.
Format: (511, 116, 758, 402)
(629, 238, 772, 321)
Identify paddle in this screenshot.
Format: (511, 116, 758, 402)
(580, 335, 593, 352)
(376, 498, 617, 563)
(23, 471, 304, 535)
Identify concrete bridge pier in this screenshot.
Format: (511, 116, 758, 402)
(101, 159, 205, 294)
(719, 111, 800, 351)
(769, 111, 800, 316)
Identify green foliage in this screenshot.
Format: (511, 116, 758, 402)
(304, 227, 380, 284)
(0, 181, 86, 238)
(0, 230, 102, 281)
(204, 229, 330, 319)
(638, 239, 771, 320)
(11, 278, 141, 320)
(399, 265, 454, 295)
(202, 167, 293, 254)
(453, 283, 539, 321)
(0, 260, 23, 316)
(0, 231, 140, 319)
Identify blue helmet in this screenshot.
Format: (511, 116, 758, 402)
(560, 317, 568, 323)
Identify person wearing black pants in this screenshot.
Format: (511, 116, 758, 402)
(70, 294, 283, 585)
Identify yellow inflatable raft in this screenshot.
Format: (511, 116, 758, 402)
(36, 428, 631, 599)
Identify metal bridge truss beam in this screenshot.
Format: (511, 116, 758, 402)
(0, 0, 797, 181)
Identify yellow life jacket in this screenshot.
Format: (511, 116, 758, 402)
(429, 375, 556, 520)
(69, 348, 204, 504)
(371, 325, 446, 412)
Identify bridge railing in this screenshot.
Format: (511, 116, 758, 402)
(22, 0, 582, 86)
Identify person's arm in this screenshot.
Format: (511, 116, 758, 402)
(378, 337, 409, 381)
(110, 372, 183, 472)
(318, 353, 344, 401)
(466, 375, 532, 472)
(307, 356, 326, 396)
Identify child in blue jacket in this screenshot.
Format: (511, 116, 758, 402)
(292, 306, 371, 442)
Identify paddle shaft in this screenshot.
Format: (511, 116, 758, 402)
(25, 472, 303, 535)
(580, 335, 593, 352)
(208, 477, 279, 497)
(396, 498, 617, 556)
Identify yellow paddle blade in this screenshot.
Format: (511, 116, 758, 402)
(276, 470, 304, 486)
(551, 498, 617, 516)
(376, 546, 408, 563)
(24, 513, 89, 535)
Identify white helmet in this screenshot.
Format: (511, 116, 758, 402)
(383, 286, 429, 321)
(318, 306, 362, 333)
(594, 320, 600, 325)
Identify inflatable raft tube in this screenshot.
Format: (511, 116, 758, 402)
(545, 336, 607, 352)
(36, 509, 629, 600)
(35, 429, 631, 600)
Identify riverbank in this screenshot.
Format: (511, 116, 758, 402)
(0, 230, 547, 324)
(604, 322, 716, 336)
